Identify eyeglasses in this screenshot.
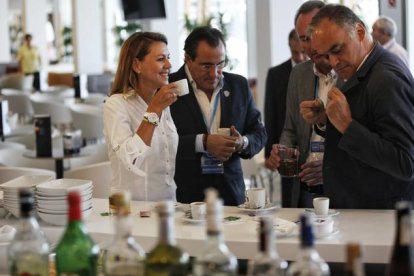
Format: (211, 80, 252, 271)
(198, 60, 227, 71)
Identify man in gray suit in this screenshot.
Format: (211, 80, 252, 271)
(266, 0, 340, 207)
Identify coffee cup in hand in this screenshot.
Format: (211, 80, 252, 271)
(313, 197, 330, 216)
(246, 188, 266, 209)
(174, 79, 190, 96)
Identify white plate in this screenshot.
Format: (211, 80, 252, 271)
(305, 208, 340, 217)
(36, 179, 92, 195)
(181, 214, 243, 225)
(238, 202, 279, 213)
(314, 227, 340, 239)
(0, 175, 53, 190)
(38, 206, 92, 226)
(181, 216, 205, 224)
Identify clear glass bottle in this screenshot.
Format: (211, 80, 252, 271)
(345, 242, 365, 276)
(247, 216, 287, 276)
(287, 213, 330, 276)
(387, 201, 414, 276)
(193, 188, 238, 276)
(104, 191, 145, 275)
(8, 189, 50, 276)
(145, 201, 189, 275)
(55, 190, 100, 275)
(304, 141, 324, 195)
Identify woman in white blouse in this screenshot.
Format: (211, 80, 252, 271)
(103, 32, 179, 201)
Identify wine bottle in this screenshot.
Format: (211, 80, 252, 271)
(145, 201, 189, 275)
(104, 191, 145, 275)
(8, 189, 50, 276)
(55, 190, 100, 275)
(247, 216, 287, 276)
(193, 189, 238, 275)
(387, 201, 414, 276)
(345, 242, 365, 276)
(287, 213, 330, 276)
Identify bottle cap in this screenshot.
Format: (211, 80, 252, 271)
(19, 189, 34, 217)
(300, 213, 314, 247)
(68, 190, 82, 221)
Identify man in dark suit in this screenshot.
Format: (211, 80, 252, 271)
(301, 5, 414, 209)
(169, 26, 266, 206)
(264, 29, 306, 160)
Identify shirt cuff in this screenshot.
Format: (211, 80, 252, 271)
(195, 134, 205, 153)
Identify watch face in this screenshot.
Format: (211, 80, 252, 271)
(147, 112, 158, 123)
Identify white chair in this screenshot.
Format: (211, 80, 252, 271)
(0, 147, 55, 171)
(0, 141, 26, 150)
(1, 89, 34, 120)
(70, 104, 104, 142)
(6, 134, 36, 150)
(0, 166, 55, 184)
(69, 142, 109, 169)
(0, 73, 33, 91)
(64, 161, 111, 198)
(30, 94, 72, 126)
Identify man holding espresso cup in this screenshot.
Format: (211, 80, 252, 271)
(169, 26, 266, 206)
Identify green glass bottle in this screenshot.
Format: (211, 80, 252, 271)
(8, 189, 50, 276)
(55, 191, 100, 275)
(145, 201, 189, 276)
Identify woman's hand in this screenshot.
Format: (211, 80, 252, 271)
(148, 83, 179, 114)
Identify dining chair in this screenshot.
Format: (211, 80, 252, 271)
(0, 166, 55, 184)
(1, 89, 34, 122)
(64, 161, 111, 198)
(30, 94, 72, 126)
(69, 104, 104, 143)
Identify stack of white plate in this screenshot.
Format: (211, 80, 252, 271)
(36, 179, 93, 226)
(0, 175, 54, 218)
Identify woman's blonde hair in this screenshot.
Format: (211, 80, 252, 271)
(110, 32, 168, 96)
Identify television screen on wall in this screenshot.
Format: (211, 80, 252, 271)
(121, 0, 166, 20)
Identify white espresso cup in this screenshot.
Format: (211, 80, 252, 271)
(217, 127, 231, 136)
(174, 79, 190, 96)
(313, 197, 330, 216)
(246, 188, 266, 209)
(190, 201, 206, 220)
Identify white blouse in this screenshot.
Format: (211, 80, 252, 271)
(103, 92, 178, 201)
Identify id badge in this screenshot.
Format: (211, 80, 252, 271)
(201, 153, 224, 174)
(310, 141, 325, 153)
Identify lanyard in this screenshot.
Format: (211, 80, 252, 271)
(202, 90, 221, 133)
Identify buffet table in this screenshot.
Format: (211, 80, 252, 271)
(1, 199, 395, 264)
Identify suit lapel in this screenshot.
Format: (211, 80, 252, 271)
(220, 81, 232, 127)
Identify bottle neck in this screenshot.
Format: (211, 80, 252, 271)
(158, 213, 175, 245)
(114, 215, 132, 240)
(298, 247, 321, 262)
(399, 215, 412, 246)
(259, 228, 277, 257)
(20, 216, 40, 233)
(69, 199, 82, 222)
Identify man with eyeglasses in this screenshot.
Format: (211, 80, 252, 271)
(169, 26, 266, 206)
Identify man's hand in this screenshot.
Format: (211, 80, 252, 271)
(300, 99, 327, 125)
(230, 126, 243, 152)
(299, 159, 323, 186)
(265, 144, 281, 171)
(326, 88, 352, 134)
(206, 134, 238, 161)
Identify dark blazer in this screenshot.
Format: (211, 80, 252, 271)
(264, 59, 292, 157)
(324, 43, 414, 209)
(169, 66, 267, 206)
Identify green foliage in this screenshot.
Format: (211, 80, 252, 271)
(62, 26, 72, 60)
(113, 21, 142, 47)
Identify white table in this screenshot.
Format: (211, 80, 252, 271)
(1, 199, 395, 264)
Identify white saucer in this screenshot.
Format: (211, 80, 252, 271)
(181, 215, 205, 224)
(238, 202, 279, 213)
(314, 227, 340, 239)
(305, 208, 340, 217)
(253, 217, 297, 238)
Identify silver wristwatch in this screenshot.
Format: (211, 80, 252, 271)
(143, 112, 159, 126)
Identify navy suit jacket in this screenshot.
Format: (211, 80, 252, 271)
(169, 66, 266, 206)
(264, 59, 292, 157)
(324, 43, 414, 209)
